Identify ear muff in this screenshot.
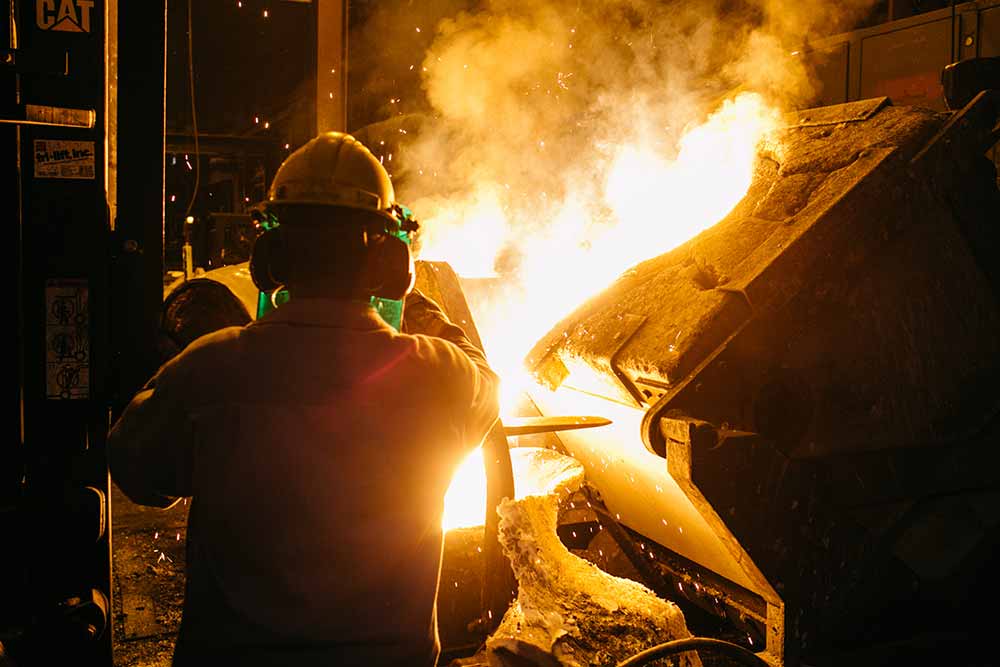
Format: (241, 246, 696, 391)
(249, 227, 288, 293)
(364, 233, 415, 301)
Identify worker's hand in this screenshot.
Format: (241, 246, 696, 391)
(402, 289, 452, 337)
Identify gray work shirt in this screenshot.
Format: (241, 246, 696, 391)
(109, 297, 500, 666)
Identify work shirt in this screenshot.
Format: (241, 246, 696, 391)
(109, 297, 500, 666)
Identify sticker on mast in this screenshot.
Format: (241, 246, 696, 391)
(36, 0, 95, 33)
(34, 140, 95, 179)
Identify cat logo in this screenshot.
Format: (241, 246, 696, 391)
(36, 0, 95, 33)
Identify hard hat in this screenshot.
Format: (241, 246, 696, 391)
(249, 132, 418, 302)
(266, 131, 397, 222)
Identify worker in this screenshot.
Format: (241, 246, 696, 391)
(108, 132, 500, 667)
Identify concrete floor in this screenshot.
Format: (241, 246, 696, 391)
(110, 484, 187, 667)
(106, 480, 647, 667)
(107, 485, 494, 667)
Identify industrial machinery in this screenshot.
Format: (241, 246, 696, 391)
(159, 89, 1000, 667)
(520, 91, 1000, 665)
(5, 1, 116, 664)
(6, 0, 999, 664)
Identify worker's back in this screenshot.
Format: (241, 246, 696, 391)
(111, 297, 499, 667)
(110, 131, 500, 666)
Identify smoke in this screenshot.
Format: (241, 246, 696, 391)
(348, 0, 876, 375)
(353, 0, 873, 270)
(343, 0, 881, 398)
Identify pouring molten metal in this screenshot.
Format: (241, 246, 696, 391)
(438, 92, 781, 531)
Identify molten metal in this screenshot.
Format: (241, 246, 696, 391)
(439, 93, 780, 531)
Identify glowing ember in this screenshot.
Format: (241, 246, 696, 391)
(438, 93, 780, 532)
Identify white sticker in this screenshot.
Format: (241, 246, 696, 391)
(34, 140, 96, 179)
(46, 280, 90, 400)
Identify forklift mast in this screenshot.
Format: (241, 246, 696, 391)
(5, 1, 347, 664)
(7, 0, 114, 662)
(5, 0, 166, 664)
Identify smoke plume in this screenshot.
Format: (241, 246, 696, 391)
(349, 0, 878, 383)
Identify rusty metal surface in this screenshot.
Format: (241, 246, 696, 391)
(525, 96, 1000, 665)
(526, 97, 1000, 460)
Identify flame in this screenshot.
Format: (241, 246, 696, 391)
(442, 447, 487, 530)
(437, 93, 780, 531)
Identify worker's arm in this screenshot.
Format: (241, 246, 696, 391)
(403, 289, 490, 369)
(403, 289, 500, 441)
(108, 355, 196, 509)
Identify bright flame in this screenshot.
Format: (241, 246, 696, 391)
(437, 93, 780, 531)
(415, 186, 510, 278)
(442, 447, 487, 530)
(442, 445, 585, 530)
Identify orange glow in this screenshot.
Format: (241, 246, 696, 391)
(438, 93, 780, 531)
(442, 447, 487, 530)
